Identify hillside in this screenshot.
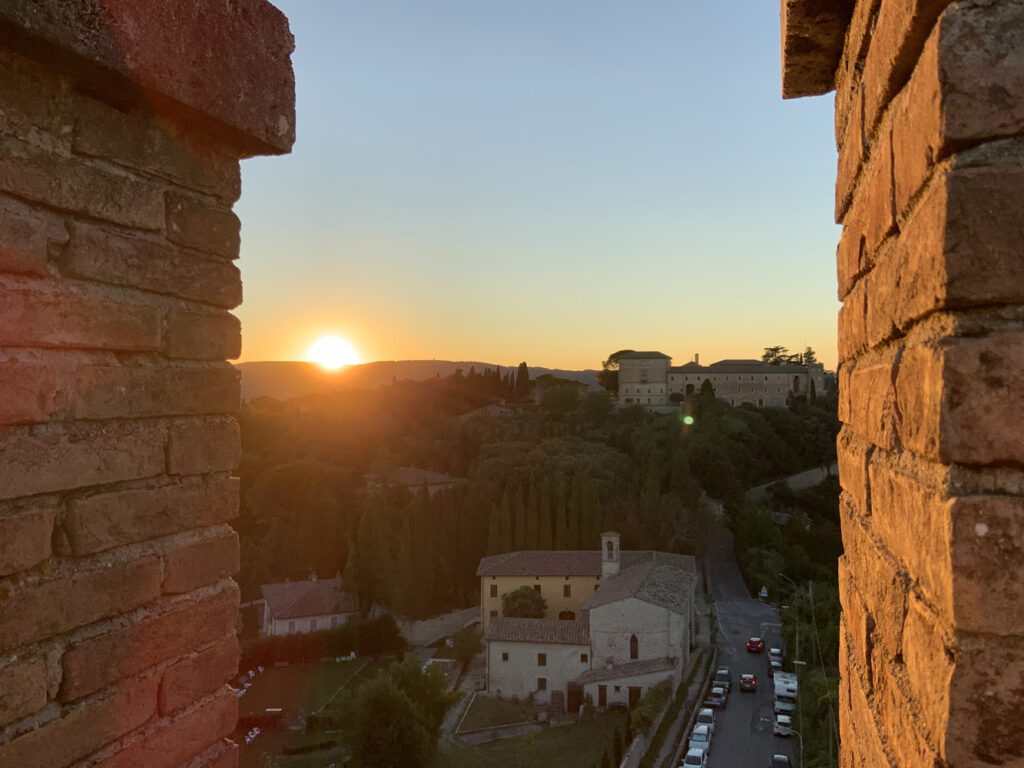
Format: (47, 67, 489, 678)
(236, 360, 600, 401)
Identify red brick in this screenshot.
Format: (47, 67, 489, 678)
(0, 135, 164, 230)
(63, 223, 242, 308)
(73, 99, 241, 202)
(165, 193, 241, 260)
(165, 309, 243, 361)
(97, 686, 237, 768)
(0, 195, 67, 277)
(0, 656, 48, 726)
(0, 285, 161, 352)
(0, 673, 158, 768)
(159, 635, 238, 714)
(0, 556, 162, 654)
(163, 530, 240, 595)
(0, 362, 60, 425)
(71, 364, 239, 420)
(167, 419, 240, 475)
(65, 477, 240, 556)
(0, 504, 56, 576)
(61, 584, 239, 702)
(0, 420, 166, 501)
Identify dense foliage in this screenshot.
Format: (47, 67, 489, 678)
(239, 615, 406, 668)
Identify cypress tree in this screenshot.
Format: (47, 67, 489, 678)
(554, 476, 570, 549)
(486, 503, 501, 555)
(525, 478, 540, 549)
(499, 489, 515, 553)
(513, 485, 527, 550)
(514, 361, 530, 400)
(539, 476, 554, 550)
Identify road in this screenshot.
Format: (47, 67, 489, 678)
(705, 526, 800, 768)
(747, 463, 837, 502)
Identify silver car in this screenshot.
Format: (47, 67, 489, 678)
(773, 713, 794, 737)
(682, 747, 707, 767)
(688, 723, 713, 755)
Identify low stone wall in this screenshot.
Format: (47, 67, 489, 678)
(396, 605, 480, 647)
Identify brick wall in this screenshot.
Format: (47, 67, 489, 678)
(784, 1, 1024, 765)
(0, 3, 293, 767)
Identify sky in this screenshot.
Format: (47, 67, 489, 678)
(235, 1, 840, 371)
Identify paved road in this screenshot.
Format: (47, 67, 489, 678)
(747, 464, 837, 501)
(704, 527, 800, 768)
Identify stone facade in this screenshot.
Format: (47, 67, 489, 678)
(783, 1, 1024, 765)
(0, 4, 294, 768)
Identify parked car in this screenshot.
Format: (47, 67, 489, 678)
(682, 747, 708, 767)
(770, 755, 792, 768)
(703, 686, 727, 708)
(768, 647, 784, 664)
(746, 636, 765, 653)
(695, 707, 716, 735)
(773, 713, 794, 737)
(713, 666, 732, 692)
(739, 673, 758, 692)
(769, 659, 783, 677)
(688, 724, 713, 755)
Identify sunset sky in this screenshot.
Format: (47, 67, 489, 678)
(235, 1, 840, 371)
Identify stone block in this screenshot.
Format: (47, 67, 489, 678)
(165, 309, 243, 361)
(842, 346, 901, 452)
(0, 557, 162, 654)
(0, 673, 157, 768)
(167, 419, 241, 475)
(0, 657, 48, 727)
(162, 530, 240, 595)
(0, 362, 60, 425)
(837, 427, 871, 517)
(71, 364, 240, 421)
(899, 593, 953, 749)
(65, 477, 239, 556)
(0, 285, 161, 352)
(159, 635, 239, 715)
(893, 343, 943, 459)
(63, 223, 243, 308)
(0, 504, 56, 576)
(0, 195, 67, 277)
(0, 420, 166, 501)
(165, 192, 241, 260)
(780, 0, 854, 99)
(837, 278, 867, 362)
(60, 584, 239, 702)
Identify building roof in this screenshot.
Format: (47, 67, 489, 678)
(476, 549, 693, 578)
(577, 656, 677, 684)
(485, 617, 591, 646)
(617, 351, 671, 360)
(260, 578, 358, 620)
(366, 466, 463, 487)
(584, 554, 697, 615)
(669, 359, 810, 375)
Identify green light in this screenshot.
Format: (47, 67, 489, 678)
(682, 416, 695, 426)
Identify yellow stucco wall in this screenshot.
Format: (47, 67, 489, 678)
(480, 574, 602, 630)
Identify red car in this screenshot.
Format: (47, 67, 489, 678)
(739, 673, 758, 692)
(746, 637, 765, 653)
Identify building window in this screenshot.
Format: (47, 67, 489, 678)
(533, 585, 541, 594)
(288, 621, 295, 633)
(490, 610, 498, 618)
(538, 653, 547, 667)
(594, 584, 599, 591)
(630, 634, 639, 660)
(563, 584, 571, 598)
(490, 584, 498, 598)
(581, 653, 589, 663)
(614, 685, 621, 693)
(559, 610, 576, 620)
(502, 652, 509, 662)
(310, 618, 317, 631)
(537, 678, 547, 691)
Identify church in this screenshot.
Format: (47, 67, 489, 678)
(477, 533, 696, 712)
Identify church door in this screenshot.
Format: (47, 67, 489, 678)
(598, 685, 607, 707)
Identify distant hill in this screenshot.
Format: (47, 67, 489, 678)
(236, 360, 600, 401)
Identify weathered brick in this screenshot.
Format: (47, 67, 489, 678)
(843, 346, 900, 452)
(874, 660, 943, 768)
(73, 99, 241, 202)
(0, 361, 60, 425)
(0, 135, 164, 230)
(165, 192, 241, 260)
(837, 427, 871, 517)
(159, 635, 238, 714)
(96, 686, 237, 768)
(843, 643, 896, 768)
(0, 673, 158, 768)
(61, 585, 239, 702)
(72, 364, 239, 421)
(63, 223, 242, 308)
(893, 343, 944, 459)
(0, 557, 162, 654)
(165, 309, 243, 361)
(0, 420, 166, 501)
(162, 529, 240, 595)
(0, 505, 56, 576)
(900, 593, 953, 750)
(167, 419, 240, 475)
(0, 196, 67, 277)
(65, 477, 239, 556)
(891, 31, 942, 219)
(0, 657, 48, 726)
(0, 50, 74, 142)
(838, 277, 867, 363)
(0, 285, 161, 352)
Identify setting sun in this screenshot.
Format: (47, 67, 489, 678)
(306, 335, 361, 370)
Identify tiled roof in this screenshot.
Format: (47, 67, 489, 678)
(476, 549, 691, 578)
(618, 351, 670, 360)
(584, 553, 697, 615)
(577, 656, 677, 684)
(261, 578, 358, 620)
(485, 617, 590, 646)
(669, 359, 810, 375)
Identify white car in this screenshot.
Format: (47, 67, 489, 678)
(695, 707, 716, 736)
(681, 747, 708, 767)
(688, 724, 712, 754)
(774, 713, 794, 736)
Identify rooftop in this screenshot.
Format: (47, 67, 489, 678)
(617, 351, 670, 360)
(577, 656, 677, 684)
(260, 577, 358, 620)
(585, 556, 696, 615)
(485, 617, 591, 646)
(476, 549, 695, 578)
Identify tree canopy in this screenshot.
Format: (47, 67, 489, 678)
(501, 585, 547, 618)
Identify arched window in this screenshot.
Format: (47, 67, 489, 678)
(559, 610, 576, 620)
(606, 540, 614, 556)
(630, 634, 639, 660)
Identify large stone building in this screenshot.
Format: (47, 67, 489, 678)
(478, 533, 696, 712)
(259, 575, 358, 637)
(617, 351, 826, 408)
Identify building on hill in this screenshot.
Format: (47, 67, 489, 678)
(478, 533, 696, 712)
(617, 351, 826, 408)
(259, 575, 359, 637)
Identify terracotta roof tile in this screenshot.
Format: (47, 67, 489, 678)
(485, 617, 590, 646)
(260, 578, 358, 620)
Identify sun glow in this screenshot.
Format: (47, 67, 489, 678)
(307, 335, 361, 371)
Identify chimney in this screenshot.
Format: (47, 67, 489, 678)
(601, 532, 620, 578)
(695, 353, 700, 365)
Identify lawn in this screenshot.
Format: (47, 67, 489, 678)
(457, 694, 535, 732)
(439, 711, 627, 768)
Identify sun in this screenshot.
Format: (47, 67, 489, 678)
(306, 335, 361, 371)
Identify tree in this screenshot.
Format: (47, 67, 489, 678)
(501, 585, 547, 618)
(597, 350, 633, 394)
(514, 362, 531, 400)
(350, 675, 431, 768)
(801, 346, 818, 365)
(762, 346, 789, 365)
(452, 626, 482, 665)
